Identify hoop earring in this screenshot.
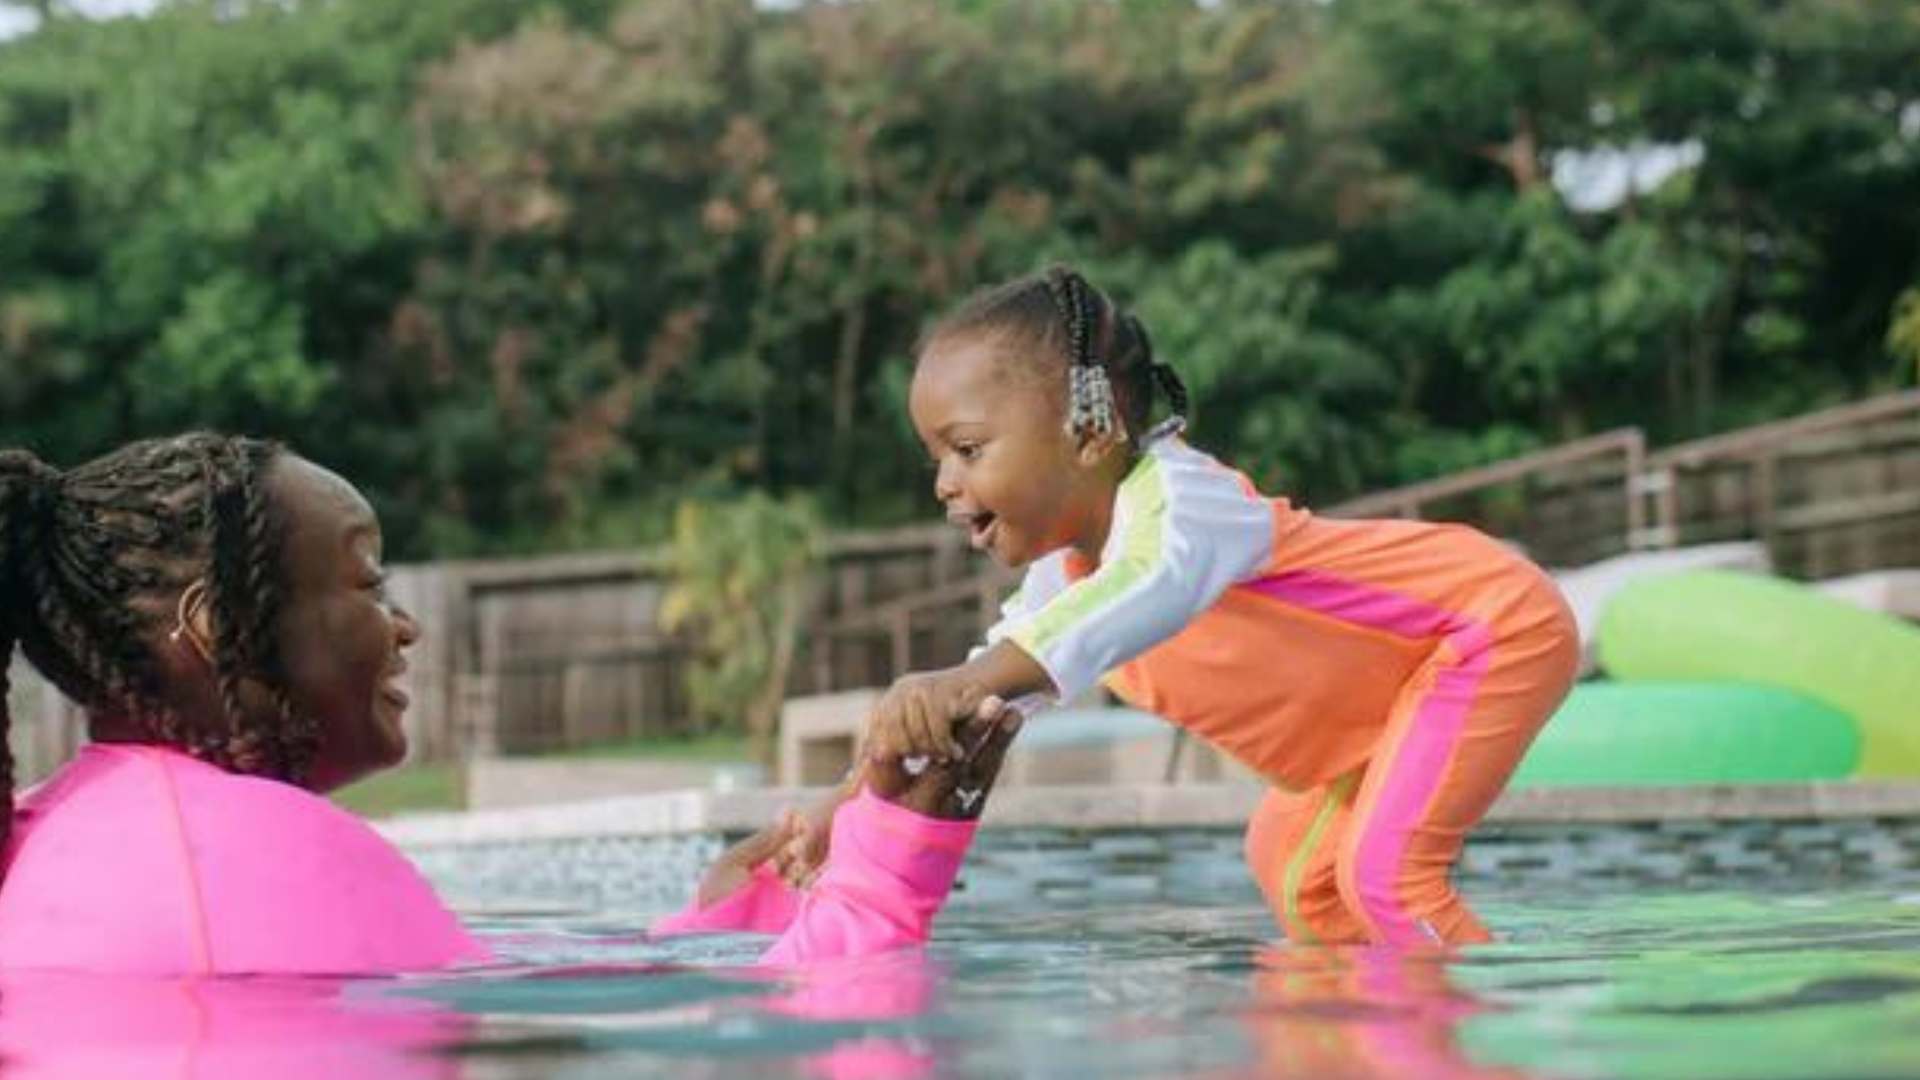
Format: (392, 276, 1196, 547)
(170, 581, 213, 666)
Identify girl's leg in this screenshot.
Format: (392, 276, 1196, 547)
(1333, 612, 1579, 947)
(1245, 772, 1370, 944)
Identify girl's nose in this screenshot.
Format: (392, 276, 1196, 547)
(933, 458, 961, 502)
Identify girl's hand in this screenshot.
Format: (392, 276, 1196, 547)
(865, 669, 991, 762)
(867, 699, 1024, 820)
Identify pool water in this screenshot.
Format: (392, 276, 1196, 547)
(7, 878, 1920, 1078)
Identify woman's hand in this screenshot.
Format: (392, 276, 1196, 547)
(694, 807, 802, 908)
(770, 800, 832, 891)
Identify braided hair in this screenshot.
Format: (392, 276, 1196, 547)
(0, 434, 315, 862)
(921, 265, 1189, 444)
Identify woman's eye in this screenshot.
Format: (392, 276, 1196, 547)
(955, 443, 981, 462)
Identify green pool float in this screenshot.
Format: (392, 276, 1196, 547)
(1595, 569, 1920, 777)
(1512, 681, 1860, 787)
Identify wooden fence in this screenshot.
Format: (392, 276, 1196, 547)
(10, 391, 1917, 774)
(784, 392, 1920, 693)
(1323, 428, 1648, 567)
(9, 524, 989, 779)
(1639, 390, 1920, 578)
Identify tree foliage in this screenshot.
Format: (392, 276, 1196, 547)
(659, 491, 821, 764)
(1, 0, 1915, 555)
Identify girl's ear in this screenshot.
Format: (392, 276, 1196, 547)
(1072, 425, 1127, 469)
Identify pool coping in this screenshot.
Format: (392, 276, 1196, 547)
(374, 780, 1920, 849)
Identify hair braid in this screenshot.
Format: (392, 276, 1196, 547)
(20, 500, 151, 727)
(0, 433, 305, 795)
(209, 439, 306, 781)
(1044, 267, 1118, 438)
(206, 442, 265, 774)
(1126, 314, 1189, 440)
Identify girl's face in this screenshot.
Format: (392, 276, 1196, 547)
(268, 456, 420, 792)
(910, 336, 1120, 567)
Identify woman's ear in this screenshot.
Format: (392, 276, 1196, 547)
(169, 579, 215, 667)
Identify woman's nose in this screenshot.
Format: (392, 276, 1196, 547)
(392, 603, 421, 648)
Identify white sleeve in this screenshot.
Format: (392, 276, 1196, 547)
(969, 557, 1068, 715)
(999, 441, 1275, 703)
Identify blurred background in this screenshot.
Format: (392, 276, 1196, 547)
(3, 0, 1917, 813)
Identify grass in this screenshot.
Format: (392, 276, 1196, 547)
(331, 761, 466, 819)
(330, 731, 754, 819)
(538, 731, 752, 762)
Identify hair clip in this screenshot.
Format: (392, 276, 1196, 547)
(1066, 364, 1117, 439)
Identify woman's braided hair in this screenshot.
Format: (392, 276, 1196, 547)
(0, 433, 315, 859)
(920, 264, 1188, 443)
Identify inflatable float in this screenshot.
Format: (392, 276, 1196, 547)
(1596, 570, 1920, 778)
(1511, 681, 1859, 787)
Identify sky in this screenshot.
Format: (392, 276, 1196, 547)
(0, 0, 159, 40)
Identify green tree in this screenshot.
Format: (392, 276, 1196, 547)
(659, 492, 822, 767)
(1, 0, 1916, 557)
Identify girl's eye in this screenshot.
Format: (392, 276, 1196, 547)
(365, 573, 390, 599)
(954, 443, 982, 462)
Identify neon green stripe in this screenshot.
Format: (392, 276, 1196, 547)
(1009, 454, 1166, 658)
(1280, 772, 1357, 944)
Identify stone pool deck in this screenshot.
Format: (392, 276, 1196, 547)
(381, 782, 1920, 914)
(378, 780, 1920, 848)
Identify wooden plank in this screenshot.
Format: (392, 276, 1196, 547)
(1772, 490, 1920, 534)
(1649, 389, 1920, 469)
(822, 569, 1017, 633)
(1324, 428, 1643, 519)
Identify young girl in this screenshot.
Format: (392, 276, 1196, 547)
(844, 265, 1578, 948)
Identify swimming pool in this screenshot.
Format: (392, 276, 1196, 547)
(12, 872, 1918, 1078)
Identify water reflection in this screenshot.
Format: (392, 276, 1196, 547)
(5, 884, 1920, 1078)
(0, 971, 469, 1078)
(1243, 945, 1533, 1080)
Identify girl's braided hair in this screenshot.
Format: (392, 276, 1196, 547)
(920, 264, 1188, 443)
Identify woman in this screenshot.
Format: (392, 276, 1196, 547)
(0, 433, 487, 974)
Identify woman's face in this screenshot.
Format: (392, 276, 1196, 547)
(268, 456, 419, 792)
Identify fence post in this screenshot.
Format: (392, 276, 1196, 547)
(457, 673, 499, 759)
(1623, 429, 1647, 551)
(1753, 451, 1779, 553)
(889, 608, 912, 683)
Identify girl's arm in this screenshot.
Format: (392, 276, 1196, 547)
(867, 442, 1275, 760)
(995, 443, 1274, 702)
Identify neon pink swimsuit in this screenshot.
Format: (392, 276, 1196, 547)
(652, 786, 976, 967)
(0, 744, 492, 975)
